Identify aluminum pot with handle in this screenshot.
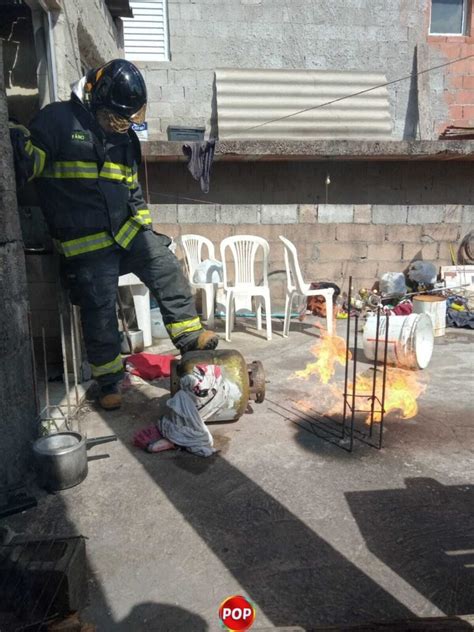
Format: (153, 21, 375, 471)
(33, 432, 117, 491)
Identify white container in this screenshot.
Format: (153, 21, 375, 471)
(413, 295, 447, 337)
(150, 307, 168, 339)
(363, 313, 434, 370)
(120, 329, 144, 354)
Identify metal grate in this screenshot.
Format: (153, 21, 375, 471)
(0, 536, 87, 631)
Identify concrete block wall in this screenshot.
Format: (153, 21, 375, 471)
(153, 203, 473, 304)
(138, 0, 428, 140)
(0, 45, 37, 486)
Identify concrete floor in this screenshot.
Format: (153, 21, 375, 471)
(6, 317, 474, 631)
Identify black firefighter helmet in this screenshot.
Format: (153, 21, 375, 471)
(85, 59, 147, 130)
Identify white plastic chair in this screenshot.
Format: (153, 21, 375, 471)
(118, 273, 152, 347)
(179, 234, 222, 328)
(279, 235, 334, 337)
(220, 235, 272, 342)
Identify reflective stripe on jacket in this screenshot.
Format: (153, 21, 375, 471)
(27, 96, 152, 257)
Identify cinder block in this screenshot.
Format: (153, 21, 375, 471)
(160, 86, 186, 103)
(372, 206, 408, 224)
(317, 242, 368, 262)
(218, 205, 260, 224)
(368, 243, 402, 261)
(462, 205, 474, 225)
(318, 204, 354, 223)
(180, 224, 234, 244)
(153, 223, 180, 240)
(385, 225, 422, 242)
(407, 206, 444, 224)
(261, 205, 298, 224)
(150, 204, 178, 224)
(438, 241, 459, 262)
(354, 204, 372, 224)
(402, 243, 438, 262)
(178, 204, 217, 224)
(444, 205, 463, 223)
(299, 204, 317, 224)
(336, 225, 385, 243)
(305, 261, 344, 282)
(421, 225, 460, 243)
(341, 260, 379, 280)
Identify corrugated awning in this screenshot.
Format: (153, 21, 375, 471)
(216, 68, 393, 141)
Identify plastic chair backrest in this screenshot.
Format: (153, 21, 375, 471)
(220, 235, 270, 288)
(279, 235, 309, 294)
(180, 234, 216, 282)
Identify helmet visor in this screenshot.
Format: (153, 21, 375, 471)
(96, 108, 131, 134)
(130, 103, 147, 125)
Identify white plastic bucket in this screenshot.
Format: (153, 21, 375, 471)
(363, 313, 434, 370)
(412, 295, 447, 337)
(150, 307, 168, 339)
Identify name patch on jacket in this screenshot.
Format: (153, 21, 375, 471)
(71, 131, 91, 142)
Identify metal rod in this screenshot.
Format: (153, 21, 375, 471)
(42, 327, 50, 412)
(350, 314, 359, 452)
(342, 276, 353, 438)
(28, 311, 40, 417)
(369, 307, 381, 437)
(70, 307, 79, 408)
(59, 313, 71, 424)
(117, 290, 133, 354)
(379, 312, 390, 449)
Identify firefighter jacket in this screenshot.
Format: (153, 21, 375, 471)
(22, 93, 152, 258)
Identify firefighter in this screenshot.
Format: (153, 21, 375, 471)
(11, 59, 218, 410)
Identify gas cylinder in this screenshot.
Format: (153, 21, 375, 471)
(170, 350, 265, 422)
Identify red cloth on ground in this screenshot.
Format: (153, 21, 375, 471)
(125, 353, 174, 380)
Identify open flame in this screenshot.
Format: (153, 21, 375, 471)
(294, 331, 350, 385)
(292, 331, 426, 423)
(351, 368, 426, 423)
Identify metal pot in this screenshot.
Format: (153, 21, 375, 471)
(33, 432, 117, 491)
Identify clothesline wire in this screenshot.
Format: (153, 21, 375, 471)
(143, 51, 474, 206)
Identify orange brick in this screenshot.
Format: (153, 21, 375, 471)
(441, 43, 462, 56)
(450, 75, 465, 88)
(452, 59, 474, 75)
(457, 90, 474, 103)
(449, 105, 465, 119)
(462, 105, 474, 119)
(463, 76, 474, 89)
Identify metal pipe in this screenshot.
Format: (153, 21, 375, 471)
(46, 10, 58, 102)
(369, 307, 381, 437)
(42, 327, 50, 412)
(70, 307, 79, 407)
(379, 312, 390, 449)
(59, 313, 71, 424)
(350, 314, 359, 452)
(342, 277, 353, 438)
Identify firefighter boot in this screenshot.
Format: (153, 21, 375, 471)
(99, 384, 122, 410)
(180, 329, 219, 355)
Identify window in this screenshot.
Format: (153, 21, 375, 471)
(123, 0, 170, 62)
(430, 0, 469, 35)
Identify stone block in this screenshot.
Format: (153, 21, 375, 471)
(336, 224, 385, 243)
(372, 206, 408, 224)
(318, 204, 354, 223)
(421, 225, 460, 243)
(160, 86, 186, 103)
(261, 204, 298, 224)
(444, 205, 463, 223)
(218, 205, 260, 224)
(402, 243, 438, 262)
(368, 243, 402, 261)
(299, 204, 317, 224)
(317, 242, 368, 262)
(385, 225, 422, 243)
(153, 223, 180, 240)
(178, 204, 217, 224)
(342, 260, 380, 280)
(407, 206, 444, 224)
(354, 204, 372, 224)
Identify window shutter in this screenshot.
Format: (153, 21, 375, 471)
(123, 0, 169, 62)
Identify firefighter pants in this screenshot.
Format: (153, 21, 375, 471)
(64, 230, 202, 387)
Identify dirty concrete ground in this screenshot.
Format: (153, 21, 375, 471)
(6, 317, 474, 631)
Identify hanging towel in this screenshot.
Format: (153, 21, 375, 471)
(182, 139, 216, 194)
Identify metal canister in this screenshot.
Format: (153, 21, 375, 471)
(170, 350, 265, 422)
